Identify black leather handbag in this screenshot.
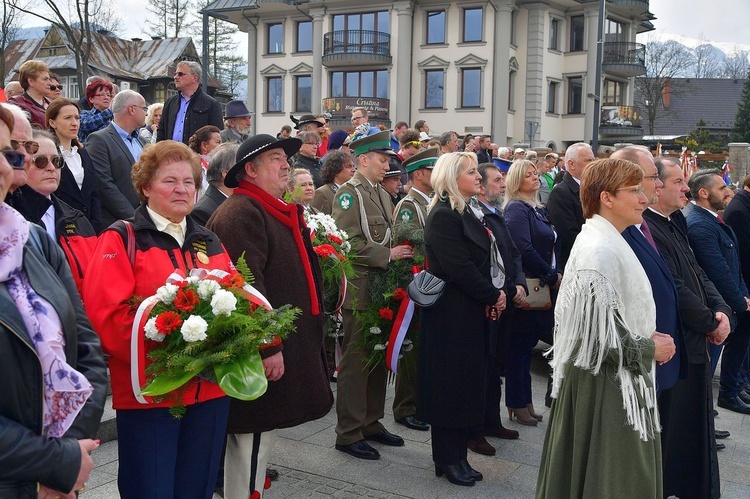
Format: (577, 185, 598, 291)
(407, 270, 446, 308)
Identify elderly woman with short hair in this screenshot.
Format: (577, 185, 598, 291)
(78, 78, 115, 143)
(287, 167, 316, 212)
(83, 140, 236, 499)
(537, 158, 676, 498)
(417, 152, 506, 487)
(139, 103, 164, 144)
(11, 59, 51, 129)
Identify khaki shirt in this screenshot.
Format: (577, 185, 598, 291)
(394, 187, 430, 231)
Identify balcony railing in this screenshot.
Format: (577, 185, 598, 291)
(602, 41, 647, 76)
(322, 30, 392, 67)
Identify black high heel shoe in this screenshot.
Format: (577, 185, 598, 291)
(435, 463, 475, 486)
(459, 460, 483, 481)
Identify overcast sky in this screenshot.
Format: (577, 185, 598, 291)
(645, 0, 750, 45)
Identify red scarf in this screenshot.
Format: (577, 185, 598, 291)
(234, 180, 320, 316)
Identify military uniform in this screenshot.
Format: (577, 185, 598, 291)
(333, 169, 394, 445)
(311, 183, 339, 215)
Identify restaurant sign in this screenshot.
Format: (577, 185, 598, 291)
(323, 97, 390, 119)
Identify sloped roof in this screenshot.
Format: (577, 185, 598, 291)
(4, 38, 43, 83)
(636, 78, 746, 135)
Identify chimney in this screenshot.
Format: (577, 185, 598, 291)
(662, 78, 671, 109)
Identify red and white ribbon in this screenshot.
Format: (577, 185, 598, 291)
(385, 267, 421, 373)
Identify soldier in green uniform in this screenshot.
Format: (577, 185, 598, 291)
(333, 130, 415, 460)
(391, 148, 439, 432)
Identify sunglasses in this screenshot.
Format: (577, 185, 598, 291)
(49, 85, 64, 91)
(174, 71, 193, 77)
(1, 149, 25, 168)
(11, 139, 39, 155)
(33, 154, 64, 169)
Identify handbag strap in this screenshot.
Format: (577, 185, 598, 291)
(123, 220, 136, 268)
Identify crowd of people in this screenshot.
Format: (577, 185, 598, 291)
(1, 56, 748, 499)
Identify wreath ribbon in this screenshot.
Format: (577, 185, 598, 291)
(385, 266, 422, 373)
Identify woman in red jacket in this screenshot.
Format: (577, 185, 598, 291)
(83, 140, 233, 499)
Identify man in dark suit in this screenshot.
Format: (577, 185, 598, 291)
(723, 174, 750, 411)
(157, 61, 223, 145)
(687, 169, 750, 414)
(192, 143, 238, 227)
(86, 90, 147, 228)
(475, 135, 492, 164)
(546, 142, 595, 270)
(644, 157, 731, 499)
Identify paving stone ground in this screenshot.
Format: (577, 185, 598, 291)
(82, 349, 750, 498)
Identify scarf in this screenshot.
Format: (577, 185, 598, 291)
(234, 181, 321, 316)
(0, 204, 92, 437)
(549, 215, 659, 441)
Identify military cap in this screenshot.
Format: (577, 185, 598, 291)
(350, 129, 397, 158)
(402, 148, 439, 174)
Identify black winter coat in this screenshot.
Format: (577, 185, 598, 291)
(157, 87, 223, 145)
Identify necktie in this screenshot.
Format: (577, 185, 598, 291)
(640, 219, 658, 252)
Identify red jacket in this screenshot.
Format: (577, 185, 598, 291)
(12, 93, 48, 129)
(83, 206, 233, 410)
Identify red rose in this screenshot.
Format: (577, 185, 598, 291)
(327, 233, 343, 245)
(155, 311, 183, 334)
(220, 273, 245, 289)
(392, 288, 407, 301)
(379, 308, 394, 320)
(173, 289, 200, 312)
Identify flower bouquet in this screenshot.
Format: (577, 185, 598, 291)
(134, 257, 300, 417)
(355, 222, 425, 372)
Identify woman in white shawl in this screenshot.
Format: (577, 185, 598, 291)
(536, 158, 676, 498)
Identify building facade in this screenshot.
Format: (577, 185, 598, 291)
(205, 0, 653, 151)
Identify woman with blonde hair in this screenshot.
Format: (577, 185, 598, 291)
(418, 152, 506, 487)
(287, 167, 316, 212)
(139, 103, 163, 144)
(503, 159, 561, 425)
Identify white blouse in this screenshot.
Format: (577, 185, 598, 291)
(60, 145, 84, 190)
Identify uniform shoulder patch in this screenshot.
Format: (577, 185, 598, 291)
(338, 191, 354, 211)
(397, 207, 415, 222)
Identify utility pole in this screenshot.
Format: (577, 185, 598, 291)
(591, 0, 605, 154)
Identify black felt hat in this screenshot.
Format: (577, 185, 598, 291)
(224, 134, 302, 188)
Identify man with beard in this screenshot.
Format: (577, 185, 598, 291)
(687, 169, 750, 414)
(220, 100, 253, 143)
(643, 157, 731, 499)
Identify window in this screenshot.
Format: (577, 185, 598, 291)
(295, 76, 312, 112)
(547, 81, 559, 113)
(267, 77, 283, 113)
(426, 10, 446, 44)
(570, 16, 584, 52)
(508, 70, 516, 111)
(330, 70, 389, 99)
(603, 79, 625, 106)
(333, 11, 390, 34)
(510, 9, 517, 46)
(425, 70, 444, 108)
(462, 8, 483, 43)
(67, 75, 80, 100)
(461, 68, 481, 108)
(567, 76, 583, 114)
(296, 21, 312, 52)
(549, 18, 560, 51)
(605, 18, 625, 43)
(267, 23, 284, 54)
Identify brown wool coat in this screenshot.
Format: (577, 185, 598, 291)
(207, 193, 333, 433)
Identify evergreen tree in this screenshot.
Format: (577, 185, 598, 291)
(731, 76, 750, 143)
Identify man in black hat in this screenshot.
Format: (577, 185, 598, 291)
(207, 134, 334, 498)
(291, 114, 324, 133)
(381, 158, 404, 208)
(332, 130, 415, 460)
(220, 100, 253, 143)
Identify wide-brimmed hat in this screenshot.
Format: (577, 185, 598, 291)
(350, 130, 398, 158)
(224, 134, 302, 188)
(384, 157, 403, 178)
(402, 148, 439, 174)
(418, 131, 431, 142)
(224, 100, 253, 119)
(291, 114, 324, 130)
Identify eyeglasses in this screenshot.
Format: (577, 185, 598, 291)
(351, 115, 364, 123)
(32, 154, 64, 169)
(643, 174, 660, 181)
(130, 105, 149, 112)
(11, 139, 39, 155)
(1, 149, 25, 168)
(49, 85, 64, 91)
(617, 185, 644, 194)
(94, 93, 112, 99)
(174, 71, 193, 77)
(306, 142, 321, 147)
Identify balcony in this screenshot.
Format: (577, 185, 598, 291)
(611, 0, 650, 16)
(599, 106, 644, 138)
(322, 30, 392, 68)
(602, 42, 647, 77)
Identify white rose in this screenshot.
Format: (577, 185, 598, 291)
(197, 279, 220, 300)
(155, 283, 178, 304)
(369, 327, 381, 335)
(144, 317, 165, 342)
(373, 344, 386, 351)
(403, 343, 414, 352)
(181, 315, 208, 342)
(211, 289, 237, 316)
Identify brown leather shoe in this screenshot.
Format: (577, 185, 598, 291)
(484, 425, 519, 440)
(468, 436, 496, 456)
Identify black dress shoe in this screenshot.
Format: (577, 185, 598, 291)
(364, 428, 405, 446)
(715, 429, 731, 439)
(739, 389, 750, 405)
(484, 425, 519, 440)
(717, 395, 750, 415)
(266, 468, 279, 481)
(459, 460, 483, 481)
(468, 436, 496, 456)
(713, 409, 719, 417)
(716, 442, 726, 451)
(395, 415, 430, 431)
(435, 463, 475, 486)
(335, 440, 380, 460)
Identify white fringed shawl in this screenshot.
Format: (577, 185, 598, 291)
(548, 215, 659, 441)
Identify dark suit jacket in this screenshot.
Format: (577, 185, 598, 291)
(546, 172, 584, 270)
(86, 123, 141, 228)
(687, 205, 749, 315)
(476, 148, 491, 164)
(623, 225, 687, 391)
(55, 147, 103, 233)
(643, 209, 732, 363)
(503, 199, 559, 284)
(191, 184, 227, 227)
(724, 188, 750, 288)
(157, 87, 223, 144)
(479, 202, 526, 299)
